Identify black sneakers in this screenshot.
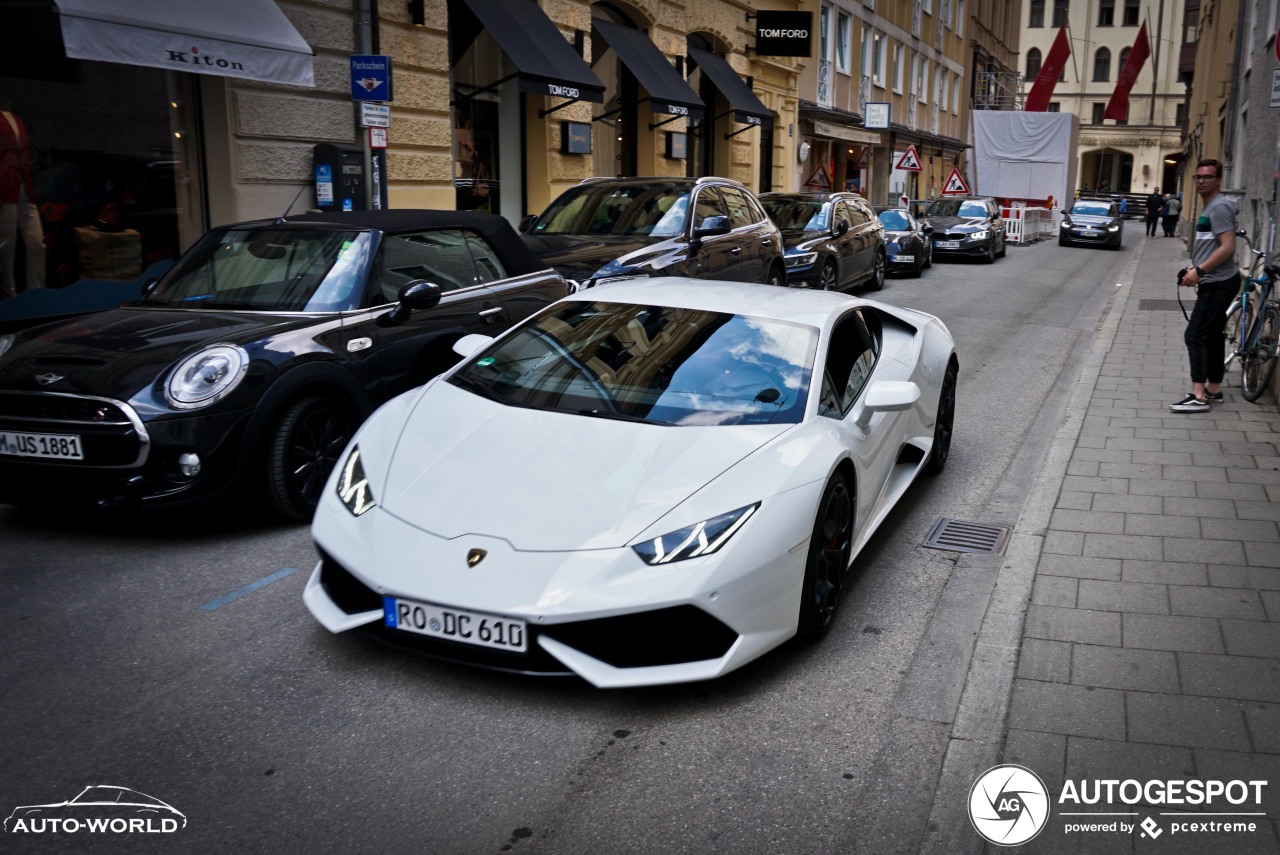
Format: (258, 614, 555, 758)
(1205, 390, 1224, 403)
(1170, 394, 1210, 413)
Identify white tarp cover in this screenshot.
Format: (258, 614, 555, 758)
(55, 0, 315, 87)
(969, 112, 1079, 204)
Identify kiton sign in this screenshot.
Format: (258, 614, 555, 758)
(755, 11, 814, 57)
(166, 45, 244, 72)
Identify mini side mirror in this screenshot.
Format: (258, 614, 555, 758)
(385, 279, 442, 325)
(519, 214, 537, 233)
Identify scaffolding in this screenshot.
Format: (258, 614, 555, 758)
(974, 72, 1025, 111)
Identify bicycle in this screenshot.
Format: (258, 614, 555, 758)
(1221, 229, 1279, 401)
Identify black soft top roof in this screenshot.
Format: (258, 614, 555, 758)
(272, 209, 551, 278)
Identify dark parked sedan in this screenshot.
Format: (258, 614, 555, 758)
(1058, 199, 1124, 249)
(759, 191, 886, 291)
(874, 206, 933, 277)
(921, 196, 1007, 263)
(0, 210, 566, 520)
(522, 176, 786, 290)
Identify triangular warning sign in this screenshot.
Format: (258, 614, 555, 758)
(941, 167, 971, 195)
(804, 162, 832, 189)
(895, 145, 923, 172)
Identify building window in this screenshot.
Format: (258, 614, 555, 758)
(1093, 47, 1111, 81)
(1175, 101, 1186, 127)
(1091, 102, 1106, 123)
(1030, 0, 1044, 27)
(836, 12, 852, 73)
(1026, 47, 1042, 78)
(1052, 0, 1069, 27)
(1098, 0, 1114, 25)
(873, 31, 886, 86)
(940, 69, 949, 109)
(893, 43, 904, 92)
(917, 57, 929, 103)
(1119, 47, 1130, 71)
(957, 0, 965, 36)
(1123, 0, 1139, 26)
(1047, 102, 1061, 112)
(952, 76, 960, 113)
(862, 25, 873, 77)
(923, 0, 933, 13)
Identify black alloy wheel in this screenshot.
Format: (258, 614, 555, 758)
(268, 395, 355, 522)
(820, 260, 839, 291)
(924, 364, 957, 474)
(797, 473, 854, 641)
(866, 249, 886, 291)
(983, 240, 996, 263)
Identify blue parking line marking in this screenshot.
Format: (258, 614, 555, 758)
(201, 567, 300, 611)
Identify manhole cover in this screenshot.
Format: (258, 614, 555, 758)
(923, 518, 1010, 555)
(1138, 299, 1185, 311)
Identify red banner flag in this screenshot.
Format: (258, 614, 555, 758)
(1103, 21, 1152, 121)
(1025, 27, 1071, 112)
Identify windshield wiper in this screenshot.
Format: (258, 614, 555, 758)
(574, 408, 654, 424)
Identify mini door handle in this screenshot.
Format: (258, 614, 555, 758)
(478, 307, 503, 317)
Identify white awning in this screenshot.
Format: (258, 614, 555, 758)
(54, 0, 315, 87)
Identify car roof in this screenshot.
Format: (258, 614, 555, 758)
(760, 191, 868, 202)
(574, 175, 747, 189)
(244, 209, 553, 278)
(565, 277, 863, 329)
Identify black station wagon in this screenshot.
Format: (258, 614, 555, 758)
(0, 210, 566, 520)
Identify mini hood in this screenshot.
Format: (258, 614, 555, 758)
(379, 381, 792, 551)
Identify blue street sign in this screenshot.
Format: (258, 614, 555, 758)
(350, 55, 393, 101)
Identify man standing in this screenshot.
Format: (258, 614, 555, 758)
(1163, 193, 1182, 237)
(1170, 160, 1239, 412)
(1145, 187, 1164, 237)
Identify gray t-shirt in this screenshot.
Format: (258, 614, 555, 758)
(1191, 193, 1238, 284)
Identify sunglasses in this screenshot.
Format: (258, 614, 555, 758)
(1193, 174, 1218, 181)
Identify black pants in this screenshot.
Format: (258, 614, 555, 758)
(1184, 275, 1240, 384)
(1145, 213, 1160, 236)
(1163, 215, 1178, 236)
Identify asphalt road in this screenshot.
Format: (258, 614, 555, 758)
(0, 223, 1138, 854)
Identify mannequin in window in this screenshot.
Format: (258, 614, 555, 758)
(0, 98, 44, 298)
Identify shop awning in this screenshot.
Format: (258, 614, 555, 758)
(591, 19, 703, 119)
(53, 0, 315, 87)
(454, 0, 604, 103)
(687, 47, 772, 126)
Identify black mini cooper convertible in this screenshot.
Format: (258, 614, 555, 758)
(0, 210, 566, 520)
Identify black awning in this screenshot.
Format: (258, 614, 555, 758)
(687, 47, 772, 126)
(591, 19, 703, 119)
(454, 0, 604, 103)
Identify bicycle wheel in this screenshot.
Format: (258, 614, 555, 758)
(1223, 299, 1244, 369)
(1241, 304, 1279, 402)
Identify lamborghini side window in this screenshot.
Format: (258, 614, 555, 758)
(820, 309, 879, 417)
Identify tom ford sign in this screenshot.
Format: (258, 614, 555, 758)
(755, 11, 813, 57)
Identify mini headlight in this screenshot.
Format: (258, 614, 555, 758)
(164, 344, 249, 409)
(967, 230, 989, 241)
(785, 252, 818, 269)
(0, 334, 13, 359)
(336, 445, 376, 516)
(632, 503, 759, 565)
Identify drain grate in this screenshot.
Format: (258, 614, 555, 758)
(923, 518, 1010, 555)
(1138, 299, 1185, 311)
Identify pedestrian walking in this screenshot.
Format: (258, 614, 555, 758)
(1118, 196, 1128, 218)
(1145, 187, 1163, 237)
(1170, 160, 1239, 412)
(1163, 193, 1182, 237)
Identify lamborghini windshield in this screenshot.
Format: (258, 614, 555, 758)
(450, 301, 817, 426)
(147, 227, 373, 312)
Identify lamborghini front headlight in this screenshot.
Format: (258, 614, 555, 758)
(631, 503, 759, 565)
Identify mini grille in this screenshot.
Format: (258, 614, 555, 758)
(1138, 299, 1185, 311)
(923, 518, 1010, 555)
(0, 393, 128, 423)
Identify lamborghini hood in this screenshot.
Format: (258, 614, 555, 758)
(377, 381, 793, 551)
